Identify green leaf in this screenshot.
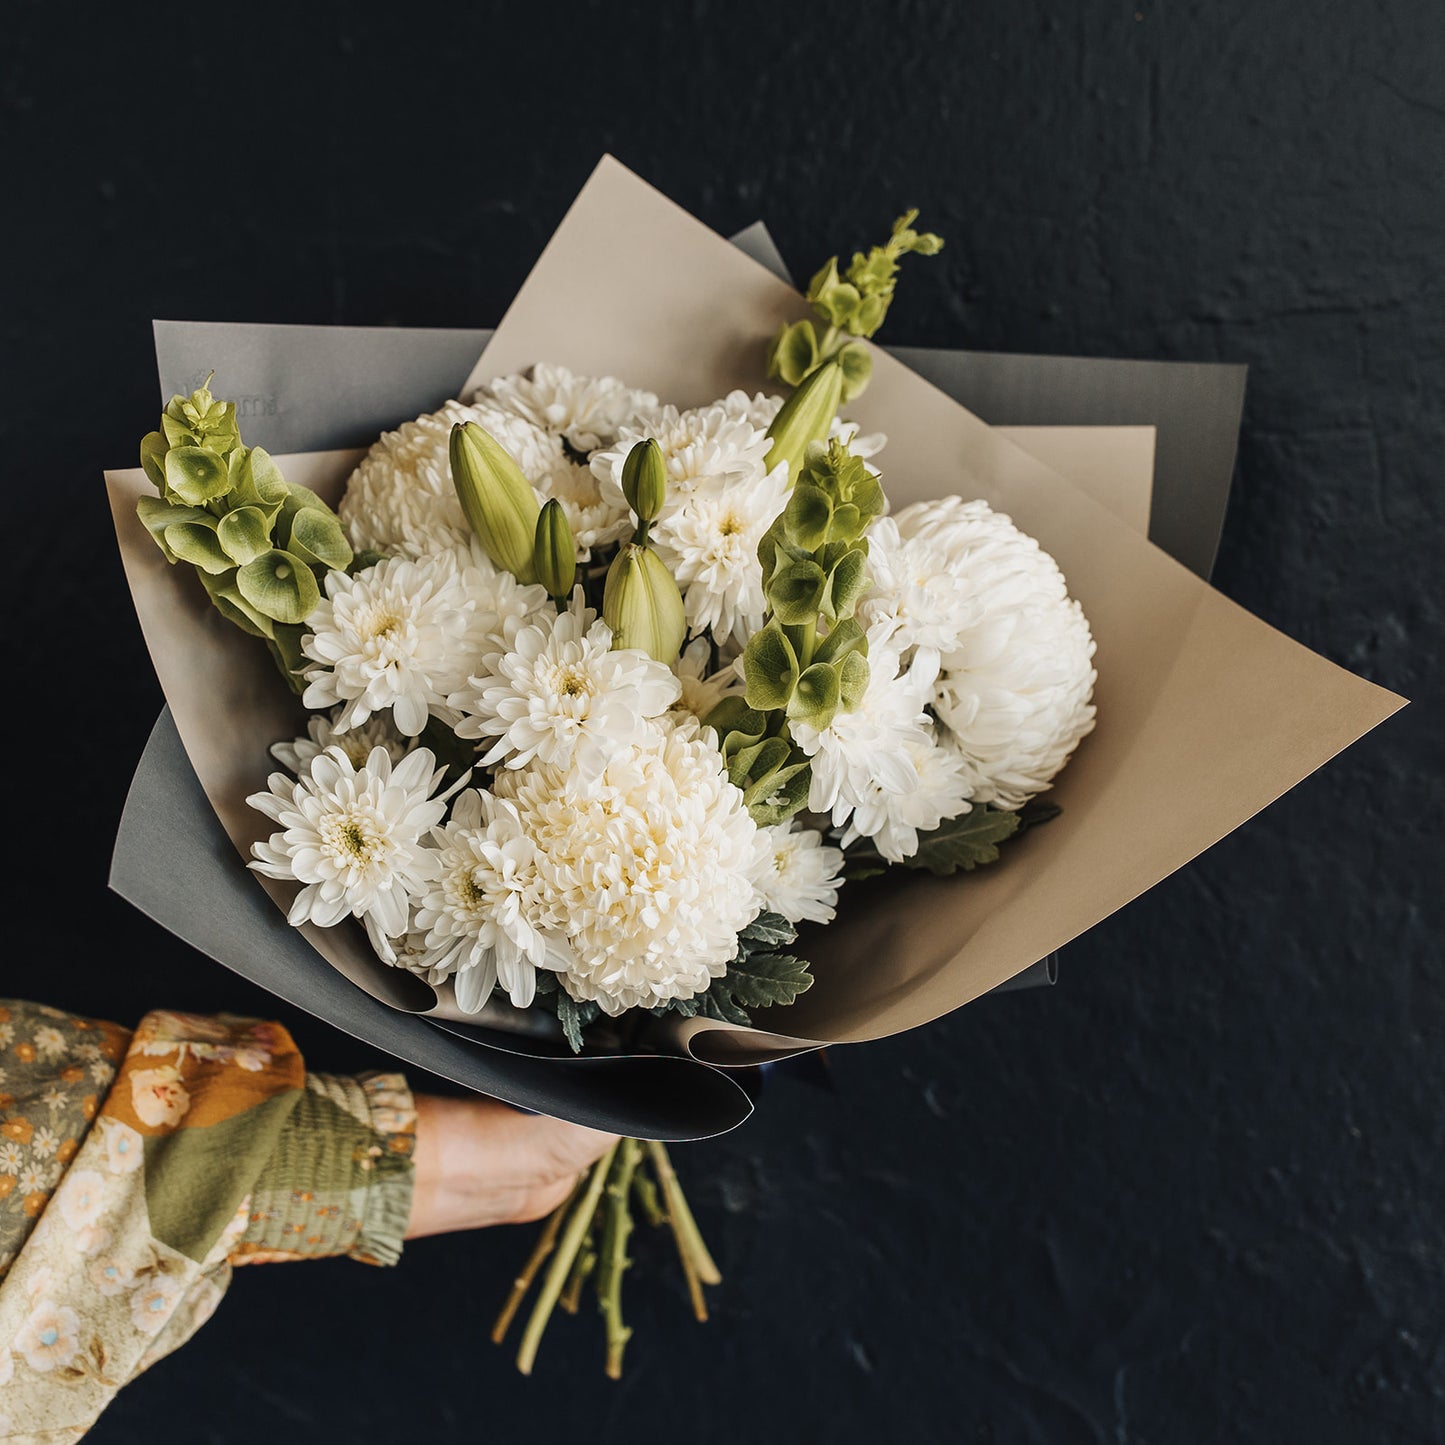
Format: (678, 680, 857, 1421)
(554, 991, 600, 1054)
(216, 505, 273, 565)
(726, 735, 792, 793)
(164, 445, 231, 506)
(740, 911, 798, 949)
(236, 548, 321, 625)
(200, 571, 273, 638)
(745, 764, 813, 826)
(901, 805, 1023, 875)
(743, 625, 799, 711)
(724, 952, 814, 1010)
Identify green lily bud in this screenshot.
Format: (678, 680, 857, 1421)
(763, 357, 844, 481)
(621, 438, 667, 524)
(603, 543, 687, 662)
(534, 498, 577, 599)
(449, 420, 541, 582)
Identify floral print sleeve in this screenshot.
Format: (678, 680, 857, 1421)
(0, 1000, 416, 1442)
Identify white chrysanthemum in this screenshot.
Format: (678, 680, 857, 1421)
(890, 496, 1097, 808)
(750, 821, 845, 924)
(591, 400, 771, 521)
(652, 465, 791, 646)
(840, 729, 975, 863)
(671, 637, 743, 724)
(448, 590, 680, 783)
(791, 629, 935, 829)
(248, 746, 450, 959)
(300, 553, 483, 737)
(720, 388, 887, 467)
(412, 789, 564, 1013)
(339, 398, 556, 561)
(495, 717, 764, 1015)
(270, 711, 415, 777)
(477, 363, 661, 455)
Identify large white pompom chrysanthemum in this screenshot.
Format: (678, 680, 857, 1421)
(339, 398, 556, 562)
(247, 746, 450, 961)
(838, 728, 975, 863)
(412, 789, 564, 1014)
(494, 717, 764, 1015)
(477, 363, 661, 456)
(877, 497, 1097, 809)
(750, 821, 845, 925)
(300, 552, 485, 737)
(448, 590, 680, 784)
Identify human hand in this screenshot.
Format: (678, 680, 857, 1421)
(406, 1093, 618, 1238)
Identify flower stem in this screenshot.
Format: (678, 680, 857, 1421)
(515, 1141, 618, 1376)
(645, 1140, 721, 1323)
(490, 1177, 579, 1345)
(596, 1138, 641, 1379)
(558, 1236, 597, 1315)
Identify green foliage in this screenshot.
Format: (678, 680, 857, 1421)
(844, 800, 1064, 881)
(136, 377, 354, 683)
(766, 210, 944, 400)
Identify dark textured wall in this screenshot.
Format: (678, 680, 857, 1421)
(4, 1, 1442, 1441)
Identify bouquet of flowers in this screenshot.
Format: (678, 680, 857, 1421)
(104, 157, 1402, 1379)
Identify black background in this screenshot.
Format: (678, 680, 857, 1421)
(4, 1, 1442, 1441)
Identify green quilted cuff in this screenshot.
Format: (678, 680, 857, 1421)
(232, 1070, 416, 1268)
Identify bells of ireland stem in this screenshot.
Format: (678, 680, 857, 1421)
(621, 437, 667, 527)
(763, 356, 845, 483)
(603, 543, 687, 663)
(449, 420, 541, 582)
(534, 498, 577, 601)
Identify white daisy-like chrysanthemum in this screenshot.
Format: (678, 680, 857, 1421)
(494, 716, 765, 1015)
(449, 590, 680, 784)
(300, 552, 485, 737)
(477, 363, 661, 456)
(671, 637, 743, 724)
(750, 821, 846, 925)
(533, 454, 633, 557)
(652, 464, 791, 646)
(591, 399, 772, 521)
(886, 496, 1097, 808)
(270, 711, 415, 778)
(412, 789, 565, 1014)
(791, 628, 937, 832)
(248, 745, 452, 961)
(339, 397, 557, 562)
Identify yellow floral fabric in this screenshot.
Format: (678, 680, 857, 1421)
(0, 1000, 416, 1442)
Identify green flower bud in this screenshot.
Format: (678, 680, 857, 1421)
(449, 421, 541, 582)
(602, 543, 687, 662)
(621, 438, 667, 524)
(763, 358, 844, 481)
(534, 498, 577, 599)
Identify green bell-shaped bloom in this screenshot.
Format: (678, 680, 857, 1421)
(742, 625, 800, 712)
(766, 319, 821, 388)
(602, 543, 686, 662)
(216, 506, 273, 565)
(284, 505, 353, 571)
(449, 421, 540, 582)
(787, 660, 842, 730)
(534, 498, 577, 599)
(620, 438, 667, 525)
(236, 548, 321, 626)
(164, 445, 231, 506)
(763, 358, 844, 481)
